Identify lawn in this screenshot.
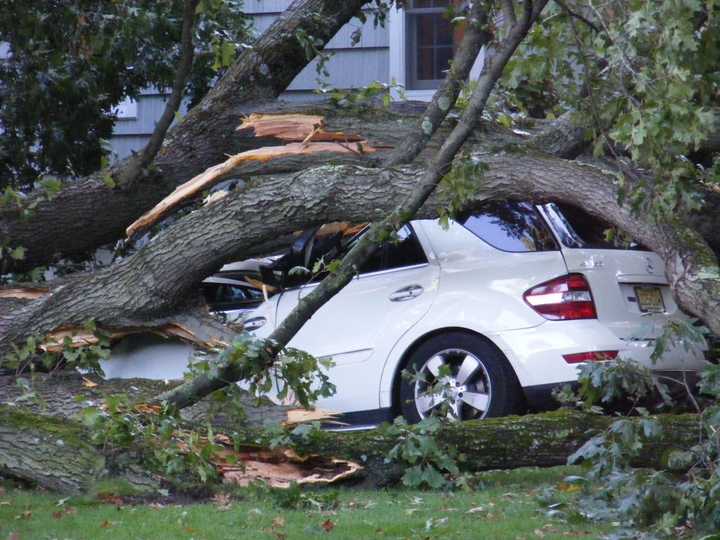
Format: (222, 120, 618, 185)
(1, 467, 612, 540)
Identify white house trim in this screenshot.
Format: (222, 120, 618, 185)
(388, 5, 485, 102)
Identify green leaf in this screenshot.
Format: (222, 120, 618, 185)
(102, 172, 116, 189)
(9, 246, 25, 260)
(40, 177, 63, 199)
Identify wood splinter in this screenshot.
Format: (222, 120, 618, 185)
(125, 113, 377, 239)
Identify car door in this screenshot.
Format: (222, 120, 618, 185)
(273, 225, 440, 413)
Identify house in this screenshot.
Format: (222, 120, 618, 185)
(111, 0, 485, 160)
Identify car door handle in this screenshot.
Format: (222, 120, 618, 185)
(389, 285, 424, 302)
(243, 316, 267, 331)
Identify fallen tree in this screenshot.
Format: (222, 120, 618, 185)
(0, 400, 703, 493)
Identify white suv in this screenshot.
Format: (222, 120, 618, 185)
(102, 202, 707, 426)
(246, 202, 707, 425)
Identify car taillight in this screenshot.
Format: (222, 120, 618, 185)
(563, 350, 618, 364)
(523, 273, 597, 320)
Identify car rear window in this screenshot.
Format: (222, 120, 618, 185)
(542, 203, 649, 250)
(459, 201, 558, 252)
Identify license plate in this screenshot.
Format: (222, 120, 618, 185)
(635, 286, 665, 313)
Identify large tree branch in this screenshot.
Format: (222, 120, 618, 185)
(4, 148, 718, 355)
(0, 0, 372, 270)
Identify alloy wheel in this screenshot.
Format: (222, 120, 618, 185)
(413, 348, 492, 421)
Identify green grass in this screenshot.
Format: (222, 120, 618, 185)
(1, 467, 612, 540)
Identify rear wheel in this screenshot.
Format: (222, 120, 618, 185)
(399, 332, 524, 423)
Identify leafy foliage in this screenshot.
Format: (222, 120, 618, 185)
(191, 334, 336, 410)
(561, 358, 720, 537)
(437, 155, 488, 229)
(82, 396, 220, 485)
(383, 416, 467, 490)
(0, 0, 250, 188)
(500, 1, 720, 219)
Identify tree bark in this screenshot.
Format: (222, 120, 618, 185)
(0, 403, 704, 492)
(0, 0, 372, 270)
(0, 373, 291, 430)
(0, 405, 107, 493)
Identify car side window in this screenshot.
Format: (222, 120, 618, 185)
(460, 201, 558, 252)
(543, 202, 649, 251)
(382, 225, 428, 271)
(343, 225, 428, 275)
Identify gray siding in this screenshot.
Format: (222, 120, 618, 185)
(109, 135, 157, 160)
(109, 3, 390, 160)
(113, 92, 190, 136)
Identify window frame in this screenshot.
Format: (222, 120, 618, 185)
(388, 2, 485, 100)
(406, 1, 455, 90)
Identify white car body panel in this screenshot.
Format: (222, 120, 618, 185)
(272, 262, 439, 412)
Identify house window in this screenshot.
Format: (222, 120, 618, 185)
(406, 0, 457, 90)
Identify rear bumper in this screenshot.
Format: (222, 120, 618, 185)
(489, 320, 708, 389)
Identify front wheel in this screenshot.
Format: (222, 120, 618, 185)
(398, 332, 524, 423)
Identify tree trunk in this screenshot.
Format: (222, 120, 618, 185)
(0, 373, 291, 430)
(0, 402, 703, 492)
(0, 405, 107, 493)
(0, 0, 371, 270)
(300, 409, 702, 481)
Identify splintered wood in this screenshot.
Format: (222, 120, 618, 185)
(284, 408, 341, 427)
(125, 113, 376, 239)
(41, 323, 225, 353)
(0, 287, 49, 300)
(216, 447, 362, 488)
(236, 113, 365, 143)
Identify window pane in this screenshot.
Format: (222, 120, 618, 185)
(202, 283, 221, 304)
(342, 225, 427, 274)
(436, 16, 453, 45)
(435, 46, 453, 78)
(408, 9, 455, 88)
(460, 202, 558, 253)
(544, 203, 649, 250)
(384, 226, 428, 270)
(417, 47, 434, 80)
(417, 14, 434, 46)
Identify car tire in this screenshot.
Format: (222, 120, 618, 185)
(399, 332, 525, 423)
